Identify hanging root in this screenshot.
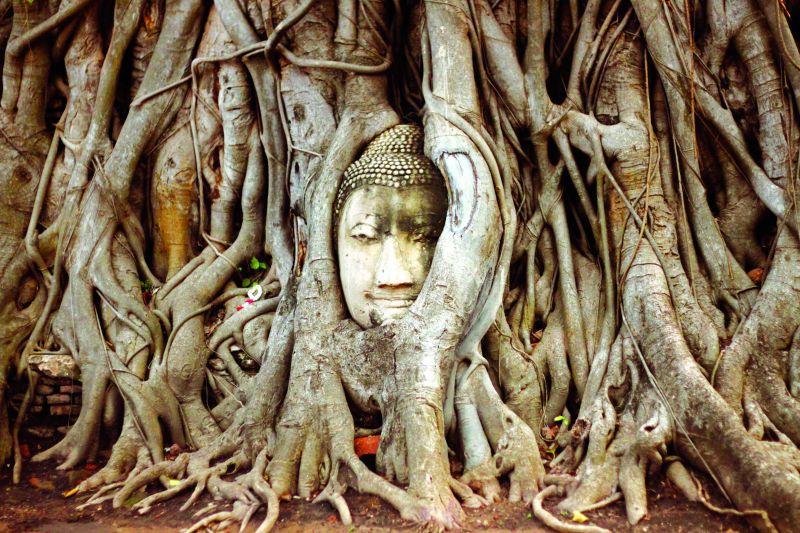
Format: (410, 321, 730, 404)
(533, 486, 612, 533)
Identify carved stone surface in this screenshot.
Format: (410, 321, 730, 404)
(336, 124, 447, 329)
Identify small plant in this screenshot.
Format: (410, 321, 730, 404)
(140, 279, 153, 293)
(238, 256, 268, 288)
(250, 256, 267, 270)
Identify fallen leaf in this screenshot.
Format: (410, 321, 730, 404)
(63, 486, 79, 498)
(571, 511, 589, 523)
(29, 477, 55, 491)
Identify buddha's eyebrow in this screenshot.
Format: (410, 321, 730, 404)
(398, 214, 444, 231)
(350, 213, 386, 223)
(407, 213, 445, 223)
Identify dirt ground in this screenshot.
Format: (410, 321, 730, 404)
(0, 437, 753, 533)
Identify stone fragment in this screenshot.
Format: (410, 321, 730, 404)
(28, 353, 80, 380)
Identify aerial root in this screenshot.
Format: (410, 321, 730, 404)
(448, 477, 489, 509)
(313, 478, 353, 526)
(76, 427, 153, 494)
(666, 460, 778, 532)
(183, 501, 249, 533)
(572, 492, 621, 514)
(533, 485, 612, 533)
(459, 458, 503, 503)
(89, 446, 281, 533)
(90, 253, 163, 356)
(240, 449, 280, 533)
(76, 481, 127, 509)
(111, 454, 190, 508)
(180, 453, 278, 533)
(131, 468, 216, 514)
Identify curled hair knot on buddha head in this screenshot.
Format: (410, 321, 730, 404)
(334, 124, 446, 220)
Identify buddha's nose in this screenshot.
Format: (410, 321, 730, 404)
(375, 236, 414, 288)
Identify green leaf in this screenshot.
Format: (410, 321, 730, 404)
(258, 259, 267, 270)
(250, 257, 260, 269)
(241, 278, 252, 288)
(554, 415, 566, 423)
(526, 512, 533, 520)
(167, 478, 181, 488)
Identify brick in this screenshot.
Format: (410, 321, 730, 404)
(46, 394, 71, 405)
(50, 405, 81, 416)
(35, 384, 55, 395)
(59, 385, 82, 394)
(25, 426, 54, 439)
(29, 405, 43, 413)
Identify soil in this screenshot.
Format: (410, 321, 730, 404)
(0, 436, 754, 533)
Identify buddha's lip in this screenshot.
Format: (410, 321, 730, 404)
(364, 289, 419, 300)
(373, 298, 416, 308)
(365, 290, 419, 308)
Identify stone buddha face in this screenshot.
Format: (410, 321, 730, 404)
(336, 125, 447, 329)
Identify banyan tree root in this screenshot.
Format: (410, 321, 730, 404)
(3, 0, 800, 533)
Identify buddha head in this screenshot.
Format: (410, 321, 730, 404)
(336, 124, 447, 328)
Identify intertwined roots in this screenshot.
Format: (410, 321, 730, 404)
(2, 0, 800, 532)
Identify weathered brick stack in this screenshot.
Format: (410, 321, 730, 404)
(22, 353, 82, 438)
(28, 378, 81, 417)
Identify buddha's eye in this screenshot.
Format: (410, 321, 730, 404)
(410, 226, 440, 243)
(350, 223, 379, 243)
